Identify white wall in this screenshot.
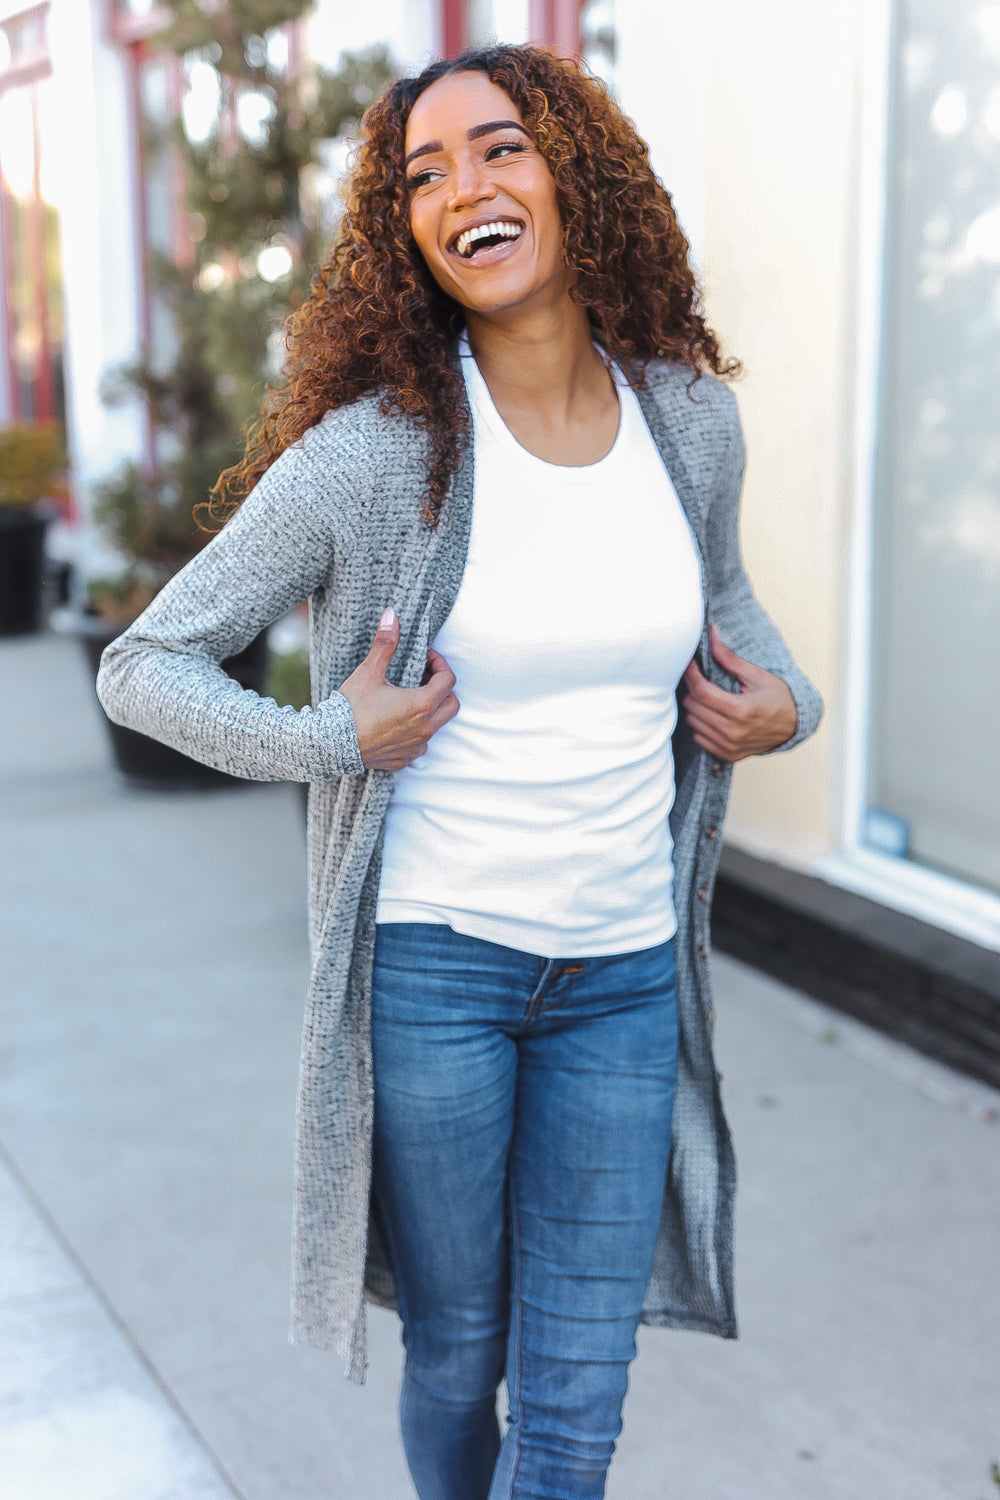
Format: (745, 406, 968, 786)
(614, 0, 710, 271)
(693, 0, 871, 870)
(48, 0, 145, 579)
(610, 0, 866, 870)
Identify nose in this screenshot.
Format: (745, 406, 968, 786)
(446, 151, 497, 213)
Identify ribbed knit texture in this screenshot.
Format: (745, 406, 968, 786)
(97, 362, 823, 1383)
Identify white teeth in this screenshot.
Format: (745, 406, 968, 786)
(455, 220, 523, 258)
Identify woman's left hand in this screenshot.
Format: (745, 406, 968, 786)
(680, 623, 798, 762)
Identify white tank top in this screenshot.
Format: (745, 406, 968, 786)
(375, 342, 704, 957)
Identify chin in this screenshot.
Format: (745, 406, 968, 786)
(449, 278, 552, 318)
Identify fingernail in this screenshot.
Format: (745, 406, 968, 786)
(379, 606, 395, 629)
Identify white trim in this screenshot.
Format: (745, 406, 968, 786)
(814, 849, 1000, 955)
(842, 0, 893, 855)
(840, 0, 890, 851)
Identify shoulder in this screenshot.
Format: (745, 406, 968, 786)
(634, 361, 743, 499)
(640, 360, 740, 438)
(255, 393, 431, 543)
(293, 393, 430, 476)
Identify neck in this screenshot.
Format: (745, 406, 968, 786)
(463, 299, 608, 420)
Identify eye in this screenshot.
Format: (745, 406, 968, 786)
(486, 140, 527, 161)
(406, 167, 440, 190)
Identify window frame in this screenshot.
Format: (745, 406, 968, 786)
(814, 0, 1000, 952)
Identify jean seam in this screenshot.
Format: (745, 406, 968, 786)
(507, 1147, 525, 1498)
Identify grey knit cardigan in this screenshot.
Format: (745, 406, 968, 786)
(97, 359, 823, 1383)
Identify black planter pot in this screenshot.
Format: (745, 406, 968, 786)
(77, 613, 271, 789)
(0, 505, 51, 636)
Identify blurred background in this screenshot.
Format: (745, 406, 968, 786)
(1, 2, 998, 1498)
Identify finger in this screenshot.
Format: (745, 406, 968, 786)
(690, 727, 743, 762)
(710, 624, 762, 687)
(684, 702, 744, 751)
(683, 709, 746, 761)
(425, 647, 451, 673)
(420, 648, 449, 687)
(683, 700, 746, 741)
(689, 688, 751, 723)
(416, 656, 457, 707)
(682, 657, 707, 690)
(366, 606, 400, 676)
(683, 672, 749, 711)
(426, 691, 460, 734)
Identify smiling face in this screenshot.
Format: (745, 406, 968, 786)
(404, 71, 572, 320)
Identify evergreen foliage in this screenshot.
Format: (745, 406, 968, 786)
(0, 422, 66, 508)
(91, 0, 395, 622)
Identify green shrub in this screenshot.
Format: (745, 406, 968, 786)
(0, 422, 66, 507)
(266, 647, 310, 709)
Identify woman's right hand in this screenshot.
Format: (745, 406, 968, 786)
(337, 607, 459, 771)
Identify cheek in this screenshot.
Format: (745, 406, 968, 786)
(408, 206, 431, 260)
(407, 194, 444, 262)
(409, 208, 458, 292)
(528, 175, 564, 251)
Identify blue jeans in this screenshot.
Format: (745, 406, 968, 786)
(371, 922, 679, 1500)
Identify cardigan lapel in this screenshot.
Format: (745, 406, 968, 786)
(633, 379, 713, 678)
(633, 380, 707, 540)
(428, 374, 476, 642)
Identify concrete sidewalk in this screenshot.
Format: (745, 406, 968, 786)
(2, 632, 998, 1500)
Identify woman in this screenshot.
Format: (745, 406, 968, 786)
(98, 43, 822, 1500)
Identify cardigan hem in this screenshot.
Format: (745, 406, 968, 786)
(638, 1309, 739, 1339)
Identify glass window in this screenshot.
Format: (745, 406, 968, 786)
(867, 0, 1000, 896)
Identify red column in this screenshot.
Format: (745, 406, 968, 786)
(552, 0, 583, 53)
(0, 165, 21, 420)
(28, 85, 55, 421)
(529, 0, 582, 52)
(440, 0, 467, 58)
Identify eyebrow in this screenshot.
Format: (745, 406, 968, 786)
(404, 119, 531, 170)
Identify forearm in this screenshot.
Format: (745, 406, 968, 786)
(704, 419, 824, 754)
(710, 573, 823, 753)
(95, 429, 367, 781)
(97, 634, 364, 781)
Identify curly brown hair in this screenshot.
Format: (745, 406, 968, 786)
(207, 43, 738, 529)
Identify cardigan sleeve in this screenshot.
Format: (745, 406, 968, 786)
(704, 414, 824, 753)
(96, 420, 368, 782)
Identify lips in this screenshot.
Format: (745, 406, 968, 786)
(448, 215, 525, 260)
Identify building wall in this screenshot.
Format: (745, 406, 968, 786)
(0, 0, 145, 572)
(606, 0, 862, 874)
(697, 0, 871, 872)
(9, 0, 993, 944)
(670, 0, 998, 951)
(614, 0, 710, 270)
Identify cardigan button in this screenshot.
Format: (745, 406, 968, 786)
(704, 824, 718, 840)
(711, 760, 726, 777)
(708, 1007, 717, 1025)
(698, 943, 709, 959)
(697, 885, 709, 901)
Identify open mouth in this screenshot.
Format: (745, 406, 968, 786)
(451, 219, 524, 261)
